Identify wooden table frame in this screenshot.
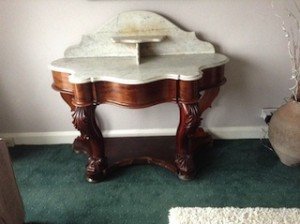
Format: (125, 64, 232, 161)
(52, 65, 226, 182)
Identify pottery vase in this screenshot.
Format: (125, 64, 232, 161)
(268, 101, 300, 166)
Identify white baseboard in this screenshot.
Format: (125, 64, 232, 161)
(207, 126, 268, 139)
(0, 126, 268, 146)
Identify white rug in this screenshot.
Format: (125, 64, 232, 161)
(169, 207, 300, 224)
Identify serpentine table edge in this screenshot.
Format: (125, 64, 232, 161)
(51, 64, 226, 182)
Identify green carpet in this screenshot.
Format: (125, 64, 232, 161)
(10, 140, 300, 224)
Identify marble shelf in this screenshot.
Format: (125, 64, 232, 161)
(111, 35, 166, 44)
(111, 35, 167, 65)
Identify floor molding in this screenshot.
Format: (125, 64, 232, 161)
(0, 126, 267, 146)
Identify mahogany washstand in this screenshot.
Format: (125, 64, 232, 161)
(50, 11, 229, 182)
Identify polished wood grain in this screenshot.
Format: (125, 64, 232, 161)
(51, 65, 226, 182)
(60, 93, 75, 111)
(94, 79, 177, 108)
(52, 71, 74, 93)
(52, 66, 225, 107)
(178, 66, 225, 103)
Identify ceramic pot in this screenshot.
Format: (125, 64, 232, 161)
(268, 101, 300, 166)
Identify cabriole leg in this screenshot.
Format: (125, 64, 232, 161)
(72, 105, 107, 182)
(175, 102, 201, 180)
(59, 93, 90, 154)
(175, 87, 221, 180)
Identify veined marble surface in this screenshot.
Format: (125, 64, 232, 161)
(50, 11, 229, 84)
(64, 11, 215, 58)
(50, 54, 228, 84)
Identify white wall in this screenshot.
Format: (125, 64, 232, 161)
(0, 0, 292, 140)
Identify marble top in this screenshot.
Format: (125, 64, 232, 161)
(50, 11, 229, 84)
(50, 54, 228, 84)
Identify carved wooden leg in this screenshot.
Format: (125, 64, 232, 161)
(175, 87, 221, 180)
(175, 102, 201, 180)
(72, 105, 107, 182)
(190, 87, 221, 140)
(59, 93, 90, 154)
(60, 93, 75, 111)
(199, 87, 220, 116)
